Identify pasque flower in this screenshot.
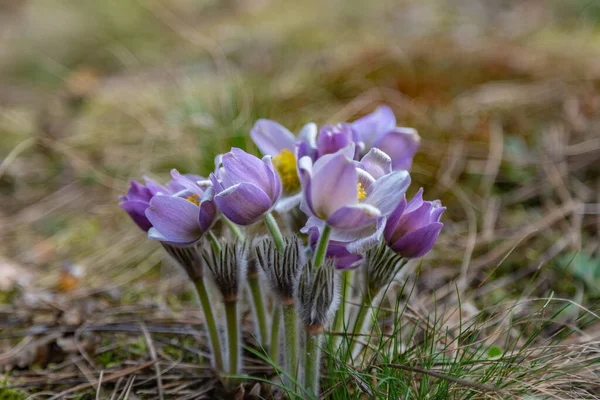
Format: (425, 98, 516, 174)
(250, 119, 316, 194)
(299, 147, 411, 253)
(145, 170, 217, 244)
(351, 105, 421, 171)
(119, 177, 170, 231)
(384, 188, 445, 258)
(316, 123, 355, 158)
(210, 148, 282, 225)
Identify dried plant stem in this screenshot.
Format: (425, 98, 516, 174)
(313, 224, 331, 268)
(304, 330, 323, 398)
(248, 273, 269, 345)
(270, 305, 281, 362)
(283, 303, 299, 382)
(264, 212, 285, 254)
(193, 279, 224, 371)
(224, 300, 239, 376)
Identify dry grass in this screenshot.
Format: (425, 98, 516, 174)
(0, 0, 599, 398)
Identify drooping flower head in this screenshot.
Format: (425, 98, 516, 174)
(351, 105, 421, 171)
(210, 148, 282, 225)
(384, 188, 445, 258)
(145, 169, 217, 245)
(299, 147, 411, 253)
(119, 177, 170, 231)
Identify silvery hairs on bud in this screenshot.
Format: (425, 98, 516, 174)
(365, 242, 407, 294)
(255, 236, 304, 305)
(161, 242, 204, 281)
(201, 240, 248, 303)
(297, 259, 340, 334)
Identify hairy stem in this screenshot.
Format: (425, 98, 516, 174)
(304, 331, 323, 399)
(333, 269, 352, 349)
(193, 279, 224, 372)
(264, 212, 285, 254)
(270, 305, 281, 363)
(312, 224, 331, 268)
(283, 303, 299, 383)
(348, 287, 375, 359)
(248, 273, 269, 346)
(224, 301, 239, 376)
(223, 216, 244, 239)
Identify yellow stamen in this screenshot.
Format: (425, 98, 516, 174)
(357, 183, 367, 201)
(186, 193, 200, 206)
(273, 149, 300, 193)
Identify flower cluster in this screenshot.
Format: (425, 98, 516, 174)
(120, 105, 445, 396)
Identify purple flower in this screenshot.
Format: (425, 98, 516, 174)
(351, 106, 420, 171)
(316, 123, 355, 158)
(308, 227, 363, 269)
(384, 188, 445, 258)
(120, 178, 170, 232)
(145, 170, 217, 245)
(210, 148, 282, 225)
(250, 120, 317, 198)
(299, 147, 410, 253)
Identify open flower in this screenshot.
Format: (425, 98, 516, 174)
(250, 119, 316, 194)
(119, 178, 170, 232)
(384, 188, 445, 258)
(351, 105, 421, 171)
(145, 170, 217, 245)
(299, 147, 410, 253)
(210, 148, 282, 225)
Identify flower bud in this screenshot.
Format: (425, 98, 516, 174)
(201, 240, 247, 302)
(296, 260, 339, 334)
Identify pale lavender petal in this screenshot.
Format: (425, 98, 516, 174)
(356, 168, 376, 192)
(345, 216, 386, 254)
(214, 182, 272, 225)
(351, 106, 396, 148)
(390, 222, 443, 258)
(274, 192, 303, 213)
(311, 152, 357, 218)
(143, 176, 170, 196)
(326, 204, 381, 230)
(250, 119, 296, 156)
(169, 169, 202, 195)
(359, 148, 392, 179)
(120, 200, 152, 231)
(372, 127, 420, 171)
(297, 155, 315, 215)
(300, 216, 325, 235)
(146, 196, 202, 243)
(297, 140, 316, 161)
(431, 205, 446, 222)
(298, 122, 317, 148)
(221, 148, 272, 189)
(364, 170, 411, 215)
(209, 172, 224, 193)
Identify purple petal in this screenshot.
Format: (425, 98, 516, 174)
(250, 119, 296, 156)
(359, 148, 392, 179)
(384, 196, 407, 243)
(221, 148, 273, 192)
(326, 204, 381, 230)
(405, 188, 424, 213)
(372, 127, 420, 171)
(390, 222, 443, 258)
(120, 200, 152, 231)
(351, 106, 396, 148)
(143, 176, 170, 196)
(262, 155, 282, 201)
(297, 156, 315, 215)
(326, 242, 363, 270)
(391, 202, 434, 242)
(199, 186, 217, 232)
(364, 170, 411, 215)
(145, 196, 202, 243)
(431, 205, 446, 222)
(127, 180, 153, 202)
(169, 169, 203, 195)
(317, 123, 353, 157)
(214, 182, 272, 225)
(311, 152, 357, 218)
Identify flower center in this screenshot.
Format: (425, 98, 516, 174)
(186, 193, 200, 206)
(273, 149, 300, 193)
(357, 183, 367, 202)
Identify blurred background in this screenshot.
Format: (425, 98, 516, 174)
(0, 0, 599, 395)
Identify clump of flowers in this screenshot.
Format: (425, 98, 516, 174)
(120, 105, 444, 397)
